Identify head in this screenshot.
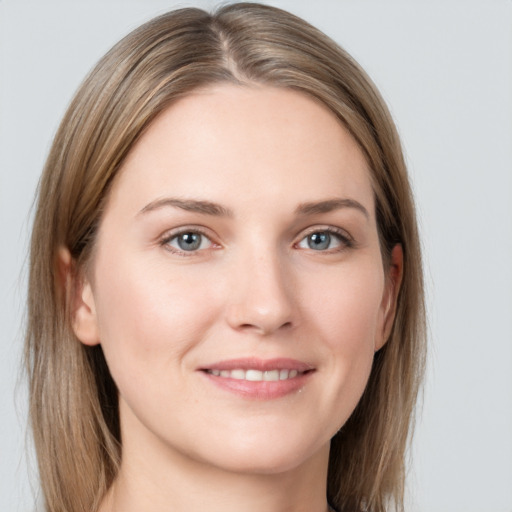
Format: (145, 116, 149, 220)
(26, 4, 425, 512)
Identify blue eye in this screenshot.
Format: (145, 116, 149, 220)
(297, 230, 350, 251)
(307, 232, 331, 250)
(165, 231, 212, 252)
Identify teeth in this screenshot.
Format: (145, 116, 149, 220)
(264, 370, 279, 381)
(231, 369, 245, 380)
(207, 368, 303, 381)
(246, 369, 263, 381)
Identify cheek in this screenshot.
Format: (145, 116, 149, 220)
(303, 259, 385, 351)
(299, 258, 384, 420)
(91, 254, 222, 381)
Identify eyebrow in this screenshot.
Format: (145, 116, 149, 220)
(138, 196, 369, 219)
(138, 197, 234, 217)
(295, 198, 370, 219)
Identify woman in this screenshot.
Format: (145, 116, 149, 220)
(25, 3, 425, 512)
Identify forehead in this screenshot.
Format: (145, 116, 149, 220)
(109, 84, 374, 215)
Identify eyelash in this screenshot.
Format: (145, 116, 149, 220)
(159, 226, 354, 257)
(159, 227, 217, 256)
(295, 227, 355, 253)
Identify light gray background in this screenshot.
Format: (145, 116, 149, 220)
(1, 1, 511, 511)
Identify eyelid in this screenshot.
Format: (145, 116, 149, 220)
(157, 224, 355, 256)
(159, 226, 220, 256)
(300, 225, 353, 240)
(294, 225, 355, 251)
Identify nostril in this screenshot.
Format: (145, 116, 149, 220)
(238, 320, 292, 334)
(225, 287, 295, 335)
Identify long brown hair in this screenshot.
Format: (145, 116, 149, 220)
(25, 4, 426, 511)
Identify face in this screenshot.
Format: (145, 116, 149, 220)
(73, 84, 400, 476)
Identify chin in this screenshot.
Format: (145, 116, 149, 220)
(196, 430, 330, 476)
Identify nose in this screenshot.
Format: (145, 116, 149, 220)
(225, 249, 296, 336)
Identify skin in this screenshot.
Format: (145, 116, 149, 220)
(69, 84, 402, 512)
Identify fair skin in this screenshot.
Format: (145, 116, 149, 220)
(69, 84, 402, 512)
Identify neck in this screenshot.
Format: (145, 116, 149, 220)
(100, 447, 331, 512)
(98, 398, 332, 512)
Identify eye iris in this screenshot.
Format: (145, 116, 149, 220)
(308, 232, 330, 250)
(177, 232, 202, 251)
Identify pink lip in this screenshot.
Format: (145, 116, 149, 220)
(198, 358, 315, 400)
(200, 357, 314, 372)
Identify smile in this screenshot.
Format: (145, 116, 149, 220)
(205, 368, 303, 381)
(199, 358, 315, 399)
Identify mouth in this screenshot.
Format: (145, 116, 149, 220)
(204, 368, 307, 381)
(199, 358, 315, 399)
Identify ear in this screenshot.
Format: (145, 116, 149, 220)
(375, 244, 403, 352)
(57, 247, 101, 346)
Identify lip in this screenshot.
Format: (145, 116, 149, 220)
(198, 358, 315, 400)
(200, 357, 314, 372)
